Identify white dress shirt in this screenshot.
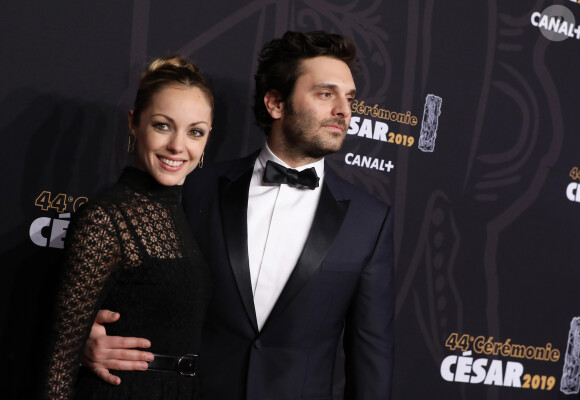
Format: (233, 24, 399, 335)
(247, 144, 325, 330)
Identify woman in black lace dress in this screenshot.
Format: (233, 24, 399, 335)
(45, 56, 213, 400)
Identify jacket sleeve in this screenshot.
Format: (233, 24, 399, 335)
(343, 207, 394, 400)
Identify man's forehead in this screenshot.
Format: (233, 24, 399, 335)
(297, 56, 355, 88)
(298, 55, 350, 71)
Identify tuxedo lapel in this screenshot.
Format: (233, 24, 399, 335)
(264, 170, 350, 328)
(219, 161, 259, 332)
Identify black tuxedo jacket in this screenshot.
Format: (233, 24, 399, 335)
(183, 152, 394, 400)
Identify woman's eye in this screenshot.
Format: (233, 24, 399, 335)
(153, 122, 170, 131)
(189, 129, 204, 137)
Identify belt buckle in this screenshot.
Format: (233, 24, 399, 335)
(177, 354, 197, 377)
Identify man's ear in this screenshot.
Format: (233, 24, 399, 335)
(264, 90, 284, 120)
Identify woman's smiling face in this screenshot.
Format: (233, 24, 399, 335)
(130, 85, 212, 186)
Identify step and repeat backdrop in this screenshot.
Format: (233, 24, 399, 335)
(1, 1, 579, 399)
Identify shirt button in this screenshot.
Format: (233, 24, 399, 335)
(254, 340, 262, 349)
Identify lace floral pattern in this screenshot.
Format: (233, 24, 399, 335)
(45, 167, 211, 400)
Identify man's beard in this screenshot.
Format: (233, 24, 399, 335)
(281, 100, 347, 160)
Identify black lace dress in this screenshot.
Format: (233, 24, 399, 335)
(45, 167, 211, 400)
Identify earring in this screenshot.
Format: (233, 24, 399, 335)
(128, 134, 136, 152)
(198, 152, 205, 169)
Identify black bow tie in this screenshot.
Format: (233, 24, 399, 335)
(262, 160, 320, 190)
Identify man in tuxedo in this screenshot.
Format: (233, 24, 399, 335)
(83, 31, 394, 400)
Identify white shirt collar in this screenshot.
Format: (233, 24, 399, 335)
(257, 143, 325, 179)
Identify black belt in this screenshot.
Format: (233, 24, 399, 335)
(147, 353, 198, 376)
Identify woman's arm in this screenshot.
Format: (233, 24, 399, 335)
(44, 204, 121, 400)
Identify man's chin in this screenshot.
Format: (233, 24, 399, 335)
(307, 144, 344, 159)
(326, 136, 346, 153)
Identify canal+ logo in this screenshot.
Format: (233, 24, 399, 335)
(530, 5, 580, 41)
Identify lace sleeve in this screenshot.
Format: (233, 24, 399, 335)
(45, 203, 122, 400)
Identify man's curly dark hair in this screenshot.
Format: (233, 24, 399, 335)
(253, 31, 359, 135)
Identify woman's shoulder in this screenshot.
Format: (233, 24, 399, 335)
(72, 183, 129, 224)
